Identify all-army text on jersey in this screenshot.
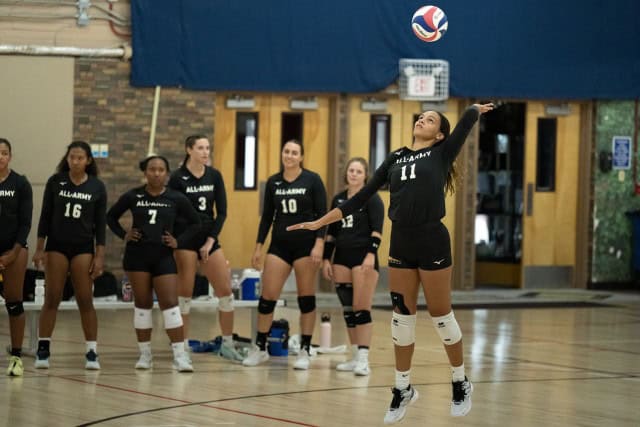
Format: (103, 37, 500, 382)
(394, 150, 431, 164)
(58, 189, 93, 201)
(185, 184, 214, 193)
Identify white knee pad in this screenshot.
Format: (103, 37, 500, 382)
(162, 306, 184, 330)
(134, 308, 153, 330)
(217, 294, 234, 312)
(178, 296, 191, 315)
(431, 311, 462, 345)
(391, 312, 417, 346)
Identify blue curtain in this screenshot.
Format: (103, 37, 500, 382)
(132, 0, 640, 99)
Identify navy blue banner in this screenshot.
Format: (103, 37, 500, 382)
(131, 0, 640, 99)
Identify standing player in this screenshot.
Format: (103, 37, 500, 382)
(107, 155, 201, 372)
(322, 157, 383, 377)
(287, 104, 495, 422)
(168, 135, 242, 361)
(32, 141, 107, 370)
(0, 138, 33, 376)
(242, 139, 327, 370)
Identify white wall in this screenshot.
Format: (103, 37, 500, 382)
(0, 55, 74, 255)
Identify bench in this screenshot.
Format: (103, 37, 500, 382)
(11, 297, 286, 354)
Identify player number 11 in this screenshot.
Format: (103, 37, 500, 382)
(400, 163, 417, 181)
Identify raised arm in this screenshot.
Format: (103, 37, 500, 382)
(442, 103, 494, 163)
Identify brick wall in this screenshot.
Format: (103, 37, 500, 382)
(73, 59, 216, 277)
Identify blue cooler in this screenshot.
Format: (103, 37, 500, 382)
(267, 319, 289, 356)
(240, 269, 261, 300)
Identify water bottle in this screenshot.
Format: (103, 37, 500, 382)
(34, 275, 45, 306)
(121, 274, 132, 302)
(231, 273, 241, 299)
(320, 313, 332, 348)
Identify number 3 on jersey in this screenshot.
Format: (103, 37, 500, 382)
(401, 163, 417, 181)
(281, 198, 298, 214)
(198, 196, 206, 211)
(64, 202, 82, 218)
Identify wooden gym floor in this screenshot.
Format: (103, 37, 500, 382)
(1, 292, 639, 426)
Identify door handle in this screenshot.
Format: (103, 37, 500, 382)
(526, 182, 533, 216)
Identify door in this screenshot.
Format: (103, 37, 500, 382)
(521, 101, 581, 287)
(214, 94, 331, 269)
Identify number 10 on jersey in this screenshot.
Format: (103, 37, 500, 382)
(281, 198, 298, 214)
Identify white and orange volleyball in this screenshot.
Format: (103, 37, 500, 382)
(411, 5, 448, 42)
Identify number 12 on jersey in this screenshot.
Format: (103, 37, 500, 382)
(400, 163, 416, 181)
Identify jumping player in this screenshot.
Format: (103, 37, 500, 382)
(243, 139, 327, 370)
(32, 141, 107, 370)
(0, 138, 33, 376)
(168, 135, 242, 362)
(287, 103, 495, 422)
(107, 155, 201, 372)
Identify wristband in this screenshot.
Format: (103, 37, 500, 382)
(368, 236, 381, 254)
(323, 241, 336, 260)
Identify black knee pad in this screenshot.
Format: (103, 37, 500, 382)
(5, 301, 24, 317)
(258, 297, 277, 314)
(297, 295, 316, 314)
(335, 283, 353, 307)
(343, 310, 356, 328)
(390, 292, 411, 315)
(354, 309, 372, 325)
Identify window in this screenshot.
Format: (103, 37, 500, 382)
(281, 112, 303, 147)
(235, 112, 258, 190)
(370, 114, 391, 170)
(536, 118, 557, 192)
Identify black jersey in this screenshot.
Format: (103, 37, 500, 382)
(107, 186, 201, 246)
(0, 170, 33, 247)
(168, 164, 227, 239)
(257, 169, 327, 243)
(37, 172, 107, 245)
(340, 106, 480, 226)
(328, 189, 384, 249)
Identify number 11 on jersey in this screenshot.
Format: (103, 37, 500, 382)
(400, 163, 416, 181)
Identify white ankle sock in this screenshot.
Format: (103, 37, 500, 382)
(171, 341, 186, 358)
(138, 341, 151, 354)
(395, 369, 411, 390)
(452, 364, 466, 382)
(86, 341, 97, 354)
(357, 348, 369, 361)
(222, 335, 233, 346)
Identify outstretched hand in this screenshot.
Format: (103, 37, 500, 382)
(286, 221, 322, 231)
(473, 103, 495, 114)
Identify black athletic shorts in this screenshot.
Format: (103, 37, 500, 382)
(123, 243, 177, 277)
(333, 245, 379, 271)
(45, 238, 94, 260)
(0, 241, 20, 254)
(176, 230, 221, 260)
(389, 221, 452, 271)
(268, 236, 316, 265)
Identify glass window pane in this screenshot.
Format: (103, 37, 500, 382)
(235, 112, 259, 190)
(370, 114, 390, 170)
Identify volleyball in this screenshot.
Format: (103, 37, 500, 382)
(411, 5, 448, 42)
